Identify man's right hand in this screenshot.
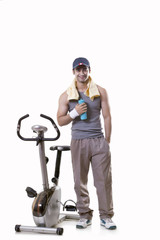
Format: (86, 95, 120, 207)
(75, 102, 87, 115)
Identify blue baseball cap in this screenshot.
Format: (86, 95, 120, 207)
(73, 57, 90, 69)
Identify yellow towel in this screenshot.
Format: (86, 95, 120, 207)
(67, 76, 100, 101)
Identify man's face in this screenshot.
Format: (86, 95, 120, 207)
(73, 65, 90, 83)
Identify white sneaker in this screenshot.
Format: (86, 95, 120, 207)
(100, 218, 117, 230)
(76, 218, 92, 229)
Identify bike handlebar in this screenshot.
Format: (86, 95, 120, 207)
(17, 114, 60, 142)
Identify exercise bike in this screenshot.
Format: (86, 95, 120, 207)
(15, 114, 79, 235)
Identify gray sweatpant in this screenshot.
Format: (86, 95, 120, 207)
(70, 137, 114, 220)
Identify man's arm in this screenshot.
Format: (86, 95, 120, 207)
(57, 91, 73, 126)
(98, 86, 112, 143)
(57, 91, 88, 126)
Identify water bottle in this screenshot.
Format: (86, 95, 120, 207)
(78, 99, 87, 120)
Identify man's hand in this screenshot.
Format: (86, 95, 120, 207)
(75, 102, 87, 115)
(106, 138, 110, 144)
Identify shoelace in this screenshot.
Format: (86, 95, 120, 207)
(79, 218, 87, 222)
(105, 218, 113, 223)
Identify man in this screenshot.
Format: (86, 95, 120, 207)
(57, 57, 116, 230)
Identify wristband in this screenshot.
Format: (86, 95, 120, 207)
(69, 108, 79, 119)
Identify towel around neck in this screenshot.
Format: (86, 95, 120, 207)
(67, 76, 100, 101)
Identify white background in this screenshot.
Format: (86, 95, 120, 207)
(0, 0, 160, 239)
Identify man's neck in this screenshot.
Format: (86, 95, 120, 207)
(76, 79, 89, 92)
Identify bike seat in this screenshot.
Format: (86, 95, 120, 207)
(50, 145, 70, 151)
